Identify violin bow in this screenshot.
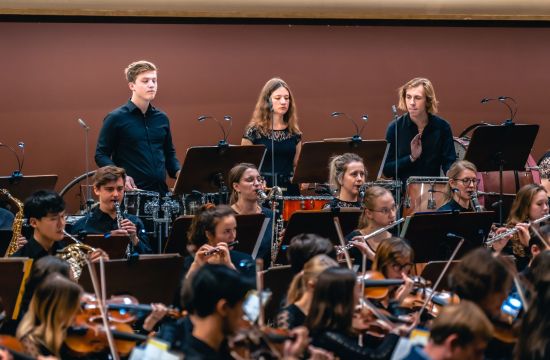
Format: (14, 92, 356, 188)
(415, 237, 464, 324)
(256, 259, 265, 327)
(333, 217, 353, 270)
(86, 258, 120, 360)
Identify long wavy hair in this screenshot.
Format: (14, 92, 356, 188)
(305, 267, 357, 336)
(286, 254, 338, 305)
(17, 273, 82, 357)
(246, 77, 301, 136)
(507, 183, 547, 225)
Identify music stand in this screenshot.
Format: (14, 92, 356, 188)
(400, 211, 494, 263)
(79, 254, 184, 305)
(0, 257, 33, 320)
(292, 140, 388, 183)
(464, 124, 539, 224)
(262, 265, 294, 325)
(165, 216, 194, 256)
(173, 145, 266, 196)
(0, 230, 13, 255)
(235, 214, 269, 258)
(83, 235, 130, 259)
(0, 175, 58, 201)
(420, 261, 460, 291)
(274, 209, 361, 264)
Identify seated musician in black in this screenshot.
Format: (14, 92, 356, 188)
(345, 186, 398, 270)
(228, 162, 274, 267)
(12, 190, 105, 261)
(306, 267, 407, 359)
(323, 153, 366, 210)
(183, 204, 255, 279)
(448, 248, 514, 360)
(438, 160, 478, 213)
(277, 254, 338, 330)
(71, 166, 152, 255)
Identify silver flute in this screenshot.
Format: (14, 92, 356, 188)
(204, 240, 240, 256)
(336, 217, 405, 255)
(485, 213, 550, 247)
(114, 201, 124, 229)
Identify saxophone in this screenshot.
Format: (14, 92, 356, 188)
(1, 189, 24, 257)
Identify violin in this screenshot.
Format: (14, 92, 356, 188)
(64, 311, 148, 357)
(0, 335, 34, 360)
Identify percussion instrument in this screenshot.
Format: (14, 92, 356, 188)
(123, 190, 159, 219)
(403, 177, 449, 216)
(281, 196, 331, 221)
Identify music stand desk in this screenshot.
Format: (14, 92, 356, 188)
(0, 257, 33, 320)
(0, 175, 58, 201)
(275, 209, 361, 264)
(293, 140, 388, 183)
(84, 235, 129, 259)
(400, 211, 494, 263)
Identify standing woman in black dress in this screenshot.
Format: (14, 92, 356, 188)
(242, 77, 302, 195)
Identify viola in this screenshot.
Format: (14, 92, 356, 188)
(359, 271, 404, 300)
(0, 335, 35, 360)
(230, 325, 294, 360)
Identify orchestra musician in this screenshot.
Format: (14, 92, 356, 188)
(11, 190, 106, 262)
(345, 186, 398, 269)
(241, 77, 302, 195)
(277, 254, 338, 330)
(403, 301, 493, 360)
(448, 248, 514, 360)
(228, 162, 273, 266)
(371, 237, 415, 307)
(438, 160, 478, 212)
(382, 77, 456, 184)
(95, 60, 181, 194)
(324, 153, 366, 210)
(70, 166, 152, 255)
(184, 204, 255, 279)
(306, 267, 405, 359)
(491, 184, 549, 271)
(16, 273, 83, 358)
(285, 233, 337, 275)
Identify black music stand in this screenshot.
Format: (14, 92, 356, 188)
(0, 257, 33, 320)
(262, 265, 294, 325)
(0, 175, 58, 201)
(165, 216, 194, 256)
(293, 140, 388, 183)
(420, 261, 460, 291)
(83, 235, 130, 259)
(274, 209, 361, 264)
(0, 230, 13, 255)
(234, 214, 269, 258)
(173, 145, 266, 197)
(464, 124, 539, 224)
(400, 211, 494, 263)
(79, 254, 184, 305)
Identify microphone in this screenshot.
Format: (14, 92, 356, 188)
(78, 118, 90, 130)
(446, 233, 464, 240)
(331, 112, 366, 143)
(0, 141, 24, 180)
(359, 184, 368, 201)
(480, 96, 517, 123)
(198, 115, 232, 148)
(391, 105, 398, 120)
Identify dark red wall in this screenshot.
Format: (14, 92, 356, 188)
(0, 22, 548, 211)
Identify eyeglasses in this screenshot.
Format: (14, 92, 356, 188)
(243, 176, 264, 184)
(391, 262, 413, 273)
(368, 204, 397, 215)
(453, 178, 478, 185)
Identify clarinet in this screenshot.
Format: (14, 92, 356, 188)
(470, 191, 483, 212)
(115, 201, 133, 257)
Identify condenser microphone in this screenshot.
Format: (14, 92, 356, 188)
(78, 118, 90, 130)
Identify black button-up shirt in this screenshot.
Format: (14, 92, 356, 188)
(70, 206, 152, 254)
(383, 113, 456, 184)
(11, 236, 67, 260)
(95, 100, 180, 194)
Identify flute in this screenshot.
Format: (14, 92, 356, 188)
(336, 218, 405, 255)
(204, 240, 240, 256)
(485, 213, 550, 247)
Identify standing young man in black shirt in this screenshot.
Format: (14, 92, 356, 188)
(95, 60, 181, 195)
(383, 77, 457, 184)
